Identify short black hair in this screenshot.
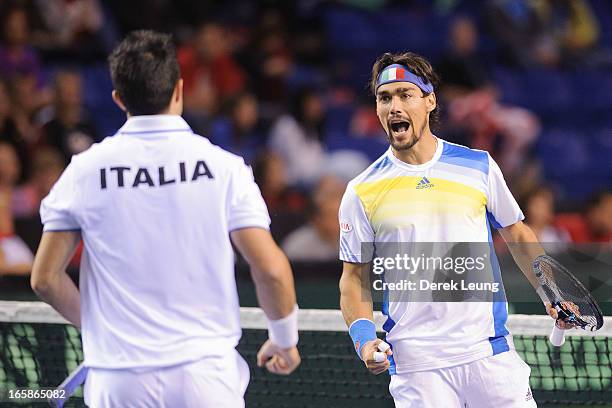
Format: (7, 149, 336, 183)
(108, 30, 180, 115)
(370, 52, 441, 127)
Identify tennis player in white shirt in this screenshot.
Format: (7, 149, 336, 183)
(339, 52, 563, 407)
(31, 30, 300, 407)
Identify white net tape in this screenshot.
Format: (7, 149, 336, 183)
(0, 300, 610, 336)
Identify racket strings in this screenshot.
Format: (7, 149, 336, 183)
(538, 257, 602, 331)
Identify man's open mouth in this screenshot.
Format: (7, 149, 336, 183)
(390, 121, 411, 134)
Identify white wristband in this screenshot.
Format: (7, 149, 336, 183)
(267, 305, 299, 349)
(536, 286, 549, 304)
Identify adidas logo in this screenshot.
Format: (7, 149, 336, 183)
(416, 177, 434, 189)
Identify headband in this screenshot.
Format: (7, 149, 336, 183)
(376, 64, 434, 94)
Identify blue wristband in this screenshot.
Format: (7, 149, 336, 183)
(349, 319, 377, 360)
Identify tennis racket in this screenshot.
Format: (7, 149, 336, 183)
(532, 255, 604, 346)
(48, 363, 88, 408)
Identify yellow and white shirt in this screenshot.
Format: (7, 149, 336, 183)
(338, 139, 524, 374)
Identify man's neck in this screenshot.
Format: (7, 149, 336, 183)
(392, 131, 438, 165)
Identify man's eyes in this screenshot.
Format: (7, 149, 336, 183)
(379, 93, 416, 102)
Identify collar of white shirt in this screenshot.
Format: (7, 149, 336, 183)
(117, 115, 192, 136)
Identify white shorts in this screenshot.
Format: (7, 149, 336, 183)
(84, 350, 249, 408)
(389, 351, 537, 408)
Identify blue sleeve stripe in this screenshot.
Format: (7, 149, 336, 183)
(364, 156, 392, 181)
(438, 155, 489, 174)
(339, 240, 350, 261)
(440, 143, 489, 174)
(340, 237, 359, 263)
(486, 215, 510, 355)
(486, 211, 503, 230)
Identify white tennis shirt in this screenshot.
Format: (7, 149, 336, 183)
(339, 139, 524, 374)
(40, 115, 270, 368)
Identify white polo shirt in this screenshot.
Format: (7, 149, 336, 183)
(40, 115, 270, 369)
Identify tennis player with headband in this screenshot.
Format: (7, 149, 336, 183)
(31, 30, 300, 407)
(338, 52, 561, 407)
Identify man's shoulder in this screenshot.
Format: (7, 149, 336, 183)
(438, 140, 491, 175)
(73, 132, 246, 168)
(346, 150, 394, 190)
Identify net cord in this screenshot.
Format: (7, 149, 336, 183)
(1, 301, 610, 336)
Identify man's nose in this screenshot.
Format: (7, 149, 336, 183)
(389, 95, 401, 114)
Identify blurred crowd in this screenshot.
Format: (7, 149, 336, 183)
(1, 0, 611, 277)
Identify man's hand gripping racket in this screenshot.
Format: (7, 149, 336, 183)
(533, 255, 604, 347)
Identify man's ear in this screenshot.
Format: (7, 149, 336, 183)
(174, 79, 183, 103)
(112, 90, 127, 113)
(426, 92, 437, 113)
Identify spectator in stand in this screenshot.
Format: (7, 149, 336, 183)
(0, 4, 44, 84)
(555, 191, 612, 243)
(252, 150, 306, 242)
(269, 87, 327, 188)
(0, 5, 51, 149)
(13, 147, 64, 218)
(208, 92, 264, 164)
(520, 186, 570, 247)
(240, 8, 294, 110)
(178, 22, 246, 130)
(0, 79, 30, 183)
(437, 16, 491, 102)
(0, 142, 33, 276)
(437, 16, 540, 181)
(40, 70, 96, 163)
(252, 150, 305, 214)
(486, 0, 555, 67)
(30, 0, 108, 62)
(486, 0, 600, 68)
(10, 72, 51, 148)
(533, 0, 600, 68)
(282, 175, 344, 262)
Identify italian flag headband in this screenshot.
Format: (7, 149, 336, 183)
(376, 64, 434, 94)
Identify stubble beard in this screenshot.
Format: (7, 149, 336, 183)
(387, 121, 427, 152)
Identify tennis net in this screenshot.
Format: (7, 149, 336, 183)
(0, 301, 610, 407)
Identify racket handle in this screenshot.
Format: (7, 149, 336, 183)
(377, 341, 390, 353)
(550, 323, 566, 347)
(373, 341, 391, 362)
(373, 352, 386, 362)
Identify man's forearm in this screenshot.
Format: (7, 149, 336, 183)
(31, 231, 81, 327)
(340, 264, 374, 326)
(501, 222, 546, 289)
(33, 272, 81, 327)
(252, 259, 297, 320)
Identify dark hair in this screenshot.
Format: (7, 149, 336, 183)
(108, 30, 180, 115)
(370, 52, 441, 126)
